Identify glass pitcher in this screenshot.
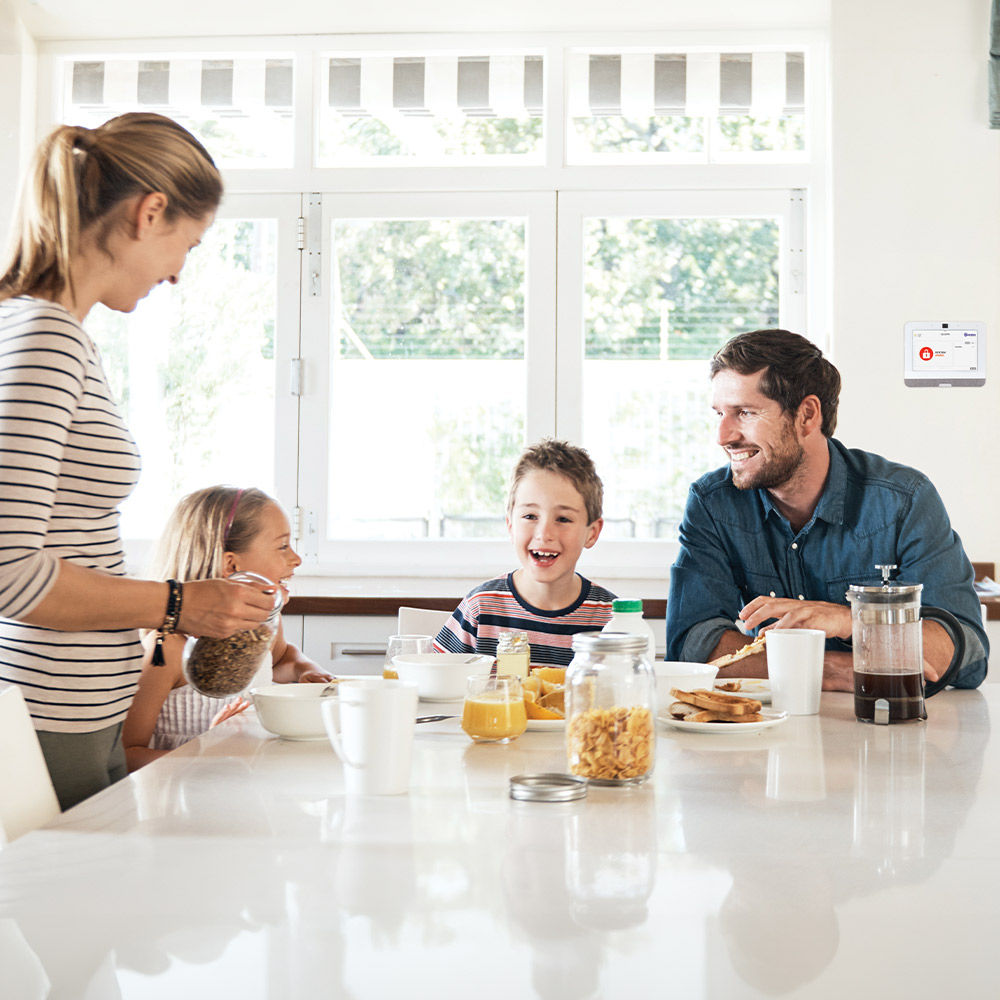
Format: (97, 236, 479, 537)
(846, 564, 966, 724)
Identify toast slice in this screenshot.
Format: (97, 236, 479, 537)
(686, 710, 767, 724)
(669, 701, 702, 720)
(668, 687, 763, 716)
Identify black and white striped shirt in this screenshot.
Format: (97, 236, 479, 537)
(0, 296, 143, 732)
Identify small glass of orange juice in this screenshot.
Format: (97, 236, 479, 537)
(383, 634, 432, 679)
(461, 675, 527, 744)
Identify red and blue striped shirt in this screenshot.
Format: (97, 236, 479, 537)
(434, 572, 616, 667)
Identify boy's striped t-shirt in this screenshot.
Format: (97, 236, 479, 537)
(434, 572, 617, 667)
(0, 296, 143, 733)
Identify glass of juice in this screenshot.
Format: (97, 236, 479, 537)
(461, 675, 527, 744)
(383, 634, 432, 680)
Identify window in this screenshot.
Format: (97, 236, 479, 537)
(317, 51, 545, 165)
(62, 54, 295, 167)
(83, 195, 300, 548)
(43, 34, 825, 580)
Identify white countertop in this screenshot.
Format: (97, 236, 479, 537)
(0, 687, 995, 999)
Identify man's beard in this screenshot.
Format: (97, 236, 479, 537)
(730, 425, 804, 491)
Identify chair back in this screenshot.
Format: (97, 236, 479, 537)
(397, 606, 451, 640)
(0, 686, 60, 845)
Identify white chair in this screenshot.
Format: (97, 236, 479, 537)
(397, 606, 451, 639)
(0, 686, 60, 845)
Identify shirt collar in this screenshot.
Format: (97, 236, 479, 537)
(757, 437, 846, 528)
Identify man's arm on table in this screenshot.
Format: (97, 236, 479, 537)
(893, 476, 989, 688)
(735, 596, 958, 688)
(708, 626, 855, 691)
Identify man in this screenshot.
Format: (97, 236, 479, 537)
(666, 329, 987, 691)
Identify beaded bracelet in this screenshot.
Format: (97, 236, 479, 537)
(151, 579, 184, 666)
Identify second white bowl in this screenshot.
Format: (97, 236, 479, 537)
(391, 652, 493, 701)
(653, 661, 720, 707)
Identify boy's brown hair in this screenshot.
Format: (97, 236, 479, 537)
(506, 439, 604, 524)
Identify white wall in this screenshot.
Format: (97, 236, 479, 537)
(11, 0, 829, 40)
(0, 1, 35, 246)
(831, 0, 1000, 569)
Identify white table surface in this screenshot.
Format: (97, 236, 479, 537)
(0, 686, 996, 1000)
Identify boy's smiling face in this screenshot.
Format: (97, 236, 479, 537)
(507, 469, 603, 609)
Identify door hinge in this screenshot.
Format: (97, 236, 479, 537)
(290, 358, 303, 396)
(296, 216, 305, 251)
(307, 193, 322, 297)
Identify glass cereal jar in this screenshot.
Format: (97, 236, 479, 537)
(565, 632, 656, 786)
(182, 572, 282, 698)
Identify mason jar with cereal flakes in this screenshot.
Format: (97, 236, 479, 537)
(565, 631, 656, 786)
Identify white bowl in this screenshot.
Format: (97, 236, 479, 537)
(653, 661, 719, 706)
(391, 652, 493, 702)
(250, 684, 335, 740)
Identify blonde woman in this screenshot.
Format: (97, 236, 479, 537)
(0, 113, 275, 809)
(123, 486, 332, 771)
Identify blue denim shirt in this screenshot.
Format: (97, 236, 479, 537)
(666, 438, 988, 688)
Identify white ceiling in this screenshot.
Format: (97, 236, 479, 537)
(10, 0, 829, 42)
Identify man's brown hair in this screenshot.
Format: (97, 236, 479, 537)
(710, 328, 841, 436)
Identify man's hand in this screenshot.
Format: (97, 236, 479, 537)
(821, 650, 854, 691)
(740, 597, 853, 639)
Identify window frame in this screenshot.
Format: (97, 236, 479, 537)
(32, 30, 828, 584)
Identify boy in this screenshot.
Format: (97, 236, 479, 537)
(435, 439, 616, 667)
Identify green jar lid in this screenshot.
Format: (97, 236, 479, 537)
(611, 599, 643, 613)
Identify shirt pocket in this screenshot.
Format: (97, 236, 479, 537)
(825, 572, 879, 605)
(739, 567, 786, 602)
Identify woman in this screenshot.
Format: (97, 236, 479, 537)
(0, 113, 275, 810)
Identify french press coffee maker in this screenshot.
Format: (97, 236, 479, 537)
(846, 564, 965, 724)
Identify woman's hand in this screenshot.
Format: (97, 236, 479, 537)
(177, 578, 276, 638)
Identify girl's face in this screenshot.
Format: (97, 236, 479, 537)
(225, 502, 302, 599)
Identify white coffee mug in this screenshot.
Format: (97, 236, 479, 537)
(766, 628, 825, 715)
(321, 680, 418, 795)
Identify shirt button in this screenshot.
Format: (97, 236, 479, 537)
(798, 595, 805, 600)
(769, 591, 776, 598)
(791, 542, 798, 550)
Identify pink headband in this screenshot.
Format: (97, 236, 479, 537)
(223, 488, 244, 546)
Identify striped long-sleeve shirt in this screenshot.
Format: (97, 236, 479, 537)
(0, 296, 143, 733)
(434, 572, 616, 667)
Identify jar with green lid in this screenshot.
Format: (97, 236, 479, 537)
(601, 599, 657, 659)
(565, 631, 656, 786)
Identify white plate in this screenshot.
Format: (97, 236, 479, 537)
(525, 718, 566, 731)
(657, 708, 787, 734)
(714, 678, 771, 704)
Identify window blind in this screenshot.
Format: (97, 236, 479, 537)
(69, 57, 294, 115)
(326, 54, 544, 118)
(569, 51, 804, 117)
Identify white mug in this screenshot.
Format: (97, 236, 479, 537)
(766, 628, 825, 715)
(321, 680, 418, 795)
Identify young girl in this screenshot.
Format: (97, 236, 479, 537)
(123, 486, 332, 770)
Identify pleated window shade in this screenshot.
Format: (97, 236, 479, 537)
(69, 57, 295, 115)
(574, 51, 804, 118)
(325, 54, 544, 118)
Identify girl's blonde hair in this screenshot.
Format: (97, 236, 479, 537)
(150, 486, 276, 582)
(0, 112, 222, 306)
